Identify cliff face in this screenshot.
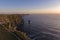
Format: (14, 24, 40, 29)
(0, 14, 31, 40)
(0, 14, 22, 23)
(0, 14, 22, 40)
(0, 14, 24, 31)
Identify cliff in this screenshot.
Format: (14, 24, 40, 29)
(0, 14, 30, 40)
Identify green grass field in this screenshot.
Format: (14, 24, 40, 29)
(0, 25, 18, 40)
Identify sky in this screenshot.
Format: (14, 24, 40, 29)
(0, 0, 60, 14)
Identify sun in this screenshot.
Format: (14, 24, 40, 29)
(53, 6, 60, 13)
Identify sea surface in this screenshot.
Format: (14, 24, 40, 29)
(23, 14, 60, 40)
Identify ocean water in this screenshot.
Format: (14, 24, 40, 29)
(24, 14, 60, 40)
